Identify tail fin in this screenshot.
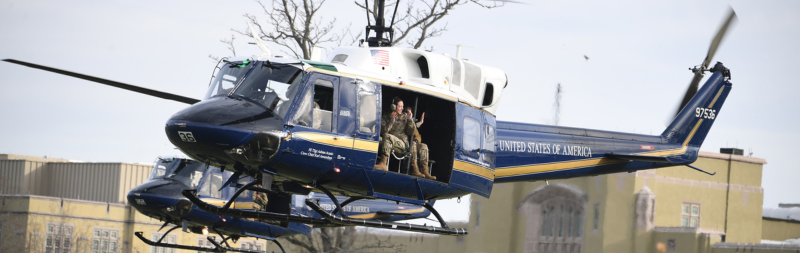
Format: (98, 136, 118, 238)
(662, 71, 732, 147)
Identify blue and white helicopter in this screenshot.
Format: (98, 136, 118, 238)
(2, 1, 737, 236)
(129, 157, 432, 252)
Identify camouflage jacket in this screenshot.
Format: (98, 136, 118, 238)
(380, 112, 418, 144)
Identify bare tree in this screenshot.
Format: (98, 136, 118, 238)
(356, 0, 504, 49)
(209, 35, 238, 62)
(212, 0, 503, 61)
(280, 227, 405, 253)
(235, 0, 343, 60)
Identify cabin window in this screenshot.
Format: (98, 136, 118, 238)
(205, 64, 250, 99)
(483, 124, 495, 164)
(463, 117, 481, 157)
(331, 54, 348, 63)
(482, 83, 494, 106)
(293, 85, 315, 127)
(451, 58, 462, 86)
(199, 171, 224, 199)
(313, 83, 334, 131)
(463, 62, 482, 99)
(358, 92, 378, 134)
(416, 56, 430, 79)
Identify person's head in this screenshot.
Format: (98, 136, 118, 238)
(392, 97, 404, 114)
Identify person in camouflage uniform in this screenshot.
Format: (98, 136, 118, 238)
(253, 184, 268, 211)
(374, 98, 436, 180)
(405, 106, 434, 180)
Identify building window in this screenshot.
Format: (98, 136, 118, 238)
(558, 205, 564, 237)
(239, 240, 265, 251)
(91, 228, 119, 253)
(197, 236, 222, 253)
(46, 222, 73, 253)
(681, 203, 701, 227)
(150, 232, 176, 253)
(593, 203, 600, 231)
(541, 209, 548, 236)
(575, 210, 583, 237)
(474, 202, 481, 230)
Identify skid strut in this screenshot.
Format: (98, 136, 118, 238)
(305, 199, 468, 236)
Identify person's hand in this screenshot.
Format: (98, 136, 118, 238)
(419, 112, 425, 124)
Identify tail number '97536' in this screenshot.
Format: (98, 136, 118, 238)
(695, 108, 716, 120)
(178, 131, 196, 142)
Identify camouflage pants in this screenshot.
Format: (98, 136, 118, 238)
(411, 142, 429, 171)
(381, 135, 429, 170)
(381, 134, 409, 157)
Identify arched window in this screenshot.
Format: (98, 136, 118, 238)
(568, 208, 574, 237)
(519, 183, 588, 253)
(541, 209, 548, 236)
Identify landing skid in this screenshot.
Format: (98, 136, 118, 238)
(134, 231, 285, 253)
(305, 199, 468, 236)
(182, 189, 469, 236)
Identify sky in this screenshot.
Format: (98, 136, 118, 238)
(0, 0, 798, 222)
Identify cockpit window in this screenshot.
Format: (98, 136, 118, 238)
(147, 158, 207, 188)
(231, 61, 305, 118)
(205, 62, 253, 99)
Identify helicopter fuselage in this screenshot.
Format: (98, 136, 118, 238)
(164, 49, 731, 204)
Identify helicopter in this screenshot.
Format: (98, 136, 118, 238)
(128, 157, 434, 252)
(2, 1, 737, 236)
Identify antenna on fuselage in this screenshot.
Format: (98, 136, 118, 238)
(445, 44, 474, 59)
(363, 0, 400, 47)
(247, 21, 273, 59)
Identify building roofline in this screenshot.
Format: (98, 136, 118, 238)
(0, 194, 128, 207)
(699, 151, 767, 165)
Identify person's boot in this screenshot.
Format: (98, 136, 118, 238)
(374, 155, 389, 171)
(420, 162, 436, 180)
(409, 160, 425, 178)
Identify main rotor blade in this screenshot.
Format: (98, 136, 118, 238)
(670, 8, 737, 119)
(3, 59, 200, 105)
(702, 8, 738, 69)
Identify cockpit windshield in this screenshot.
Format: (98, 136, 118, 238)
(204, 61, 253, 99)
(230, 61, 305, 118)
(147, 158, 207, 188)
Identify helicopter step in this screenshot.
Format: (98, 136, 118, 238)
(304, 199, 468, 236)
(182, 189, 330, 226)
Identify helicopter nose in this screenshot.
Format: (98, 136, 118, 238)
(165, 97, 284, 167)
(127, 180, 185, 218)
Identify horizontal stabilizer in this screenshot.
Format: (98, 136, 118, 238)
(605, 154, 690, 164)
(375, 211, 415, 217)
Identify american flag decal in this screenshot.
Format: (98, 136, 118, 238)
(371, 50, 389, 66)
